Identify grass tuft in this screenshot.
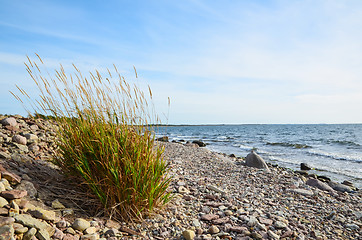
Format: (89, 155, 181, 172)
(12, 55, 172, 221)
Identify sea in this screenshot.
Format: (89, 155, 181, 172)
(156, 124, 362, 188)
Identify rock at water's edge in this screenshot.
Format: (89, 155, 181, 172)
(245, 151, 269, 171)
(300, 163, 312, 170)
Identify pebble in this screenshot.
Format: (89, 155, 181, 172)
(0, 189, 27, 200)
(201, 214, 219, 221)
(182, 229, 195, 240)
(12, 135, 27, 145)
(1, 117, 17, 127)
(208, 225, 220, 234)
(23, 227, 37, 240)
(345, 223, 359, 230)
(51, 199, 66, 209)
(84, 226, 97, 234)
(274, 220, 287, 229)
(0, 216, 15, 226)
(13, 222, 28, 234)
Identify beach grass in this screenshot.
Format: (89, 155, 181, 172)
(12, 54, 172, 221)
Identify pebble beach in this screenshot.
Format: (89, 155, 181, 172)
(0, 115, 361, 240)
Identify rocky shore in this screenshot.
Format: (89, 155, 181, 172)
(0, 115, 361, 240)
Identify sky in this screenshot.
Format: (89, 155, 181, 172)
(1, 0, 362, 124)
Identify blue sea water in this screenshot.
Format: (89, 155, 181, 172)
(156, 124, 362, 188)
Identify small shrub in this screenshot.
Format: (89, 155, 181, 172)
(12, 54, 172, 221)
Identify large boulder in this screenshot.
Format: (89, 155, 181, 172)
(245, 151, 269, 171)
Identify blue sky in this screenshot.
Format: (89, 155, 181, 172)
(1, 0, 362, 124)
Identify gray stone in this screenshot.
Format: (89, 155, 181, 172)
(14, 214, 54, 236)
(23, 227, 37, 240)
(72, 218, 90, 232)
(13, 222, 28, 234)
(24, 133, 38, 143)
(16, 180, 37, 198)
(12, 135, 27, 145)
(289, 188, 314, 196)
(208, 225, 220, 234)
(245, 151, 269, 170)
(51, 199, 65, 209)
(1, 118, 17, 127)
(353, 211, 362, 219)
(328, 181, 352, 192)
(29, 208, 56, 221)
(345, 223, 359, 230)
(0, 224, 14, 240)
(306, 178, 334, 192)
(274, 221, 287, 229)
(248, 216, 259, 226)
(0, 216, 14, 227)
(192, 219, 201, 228)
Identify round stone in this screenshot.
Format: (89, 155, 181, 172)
(274, 221, 287, 229)
(72, 218, 90, 232)
(12, 135, 27, 145)
(1, 118, 17, 127)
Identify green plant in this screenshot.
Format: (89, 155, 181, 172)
(12, 54, 172, 221)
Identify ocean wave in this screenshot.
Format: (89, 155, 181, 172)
(328, 140, 362, 148)
(307, 149, 362, 163)
(238, 144, 254, 151)
(266, 142, 312, 149)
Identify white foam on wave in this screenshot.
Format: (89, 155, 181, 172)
(238, 144, 254, 150)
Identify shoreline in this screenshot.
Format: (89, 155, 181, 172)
(157, 128, 362, 189)
(0, 115, 361, 239)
